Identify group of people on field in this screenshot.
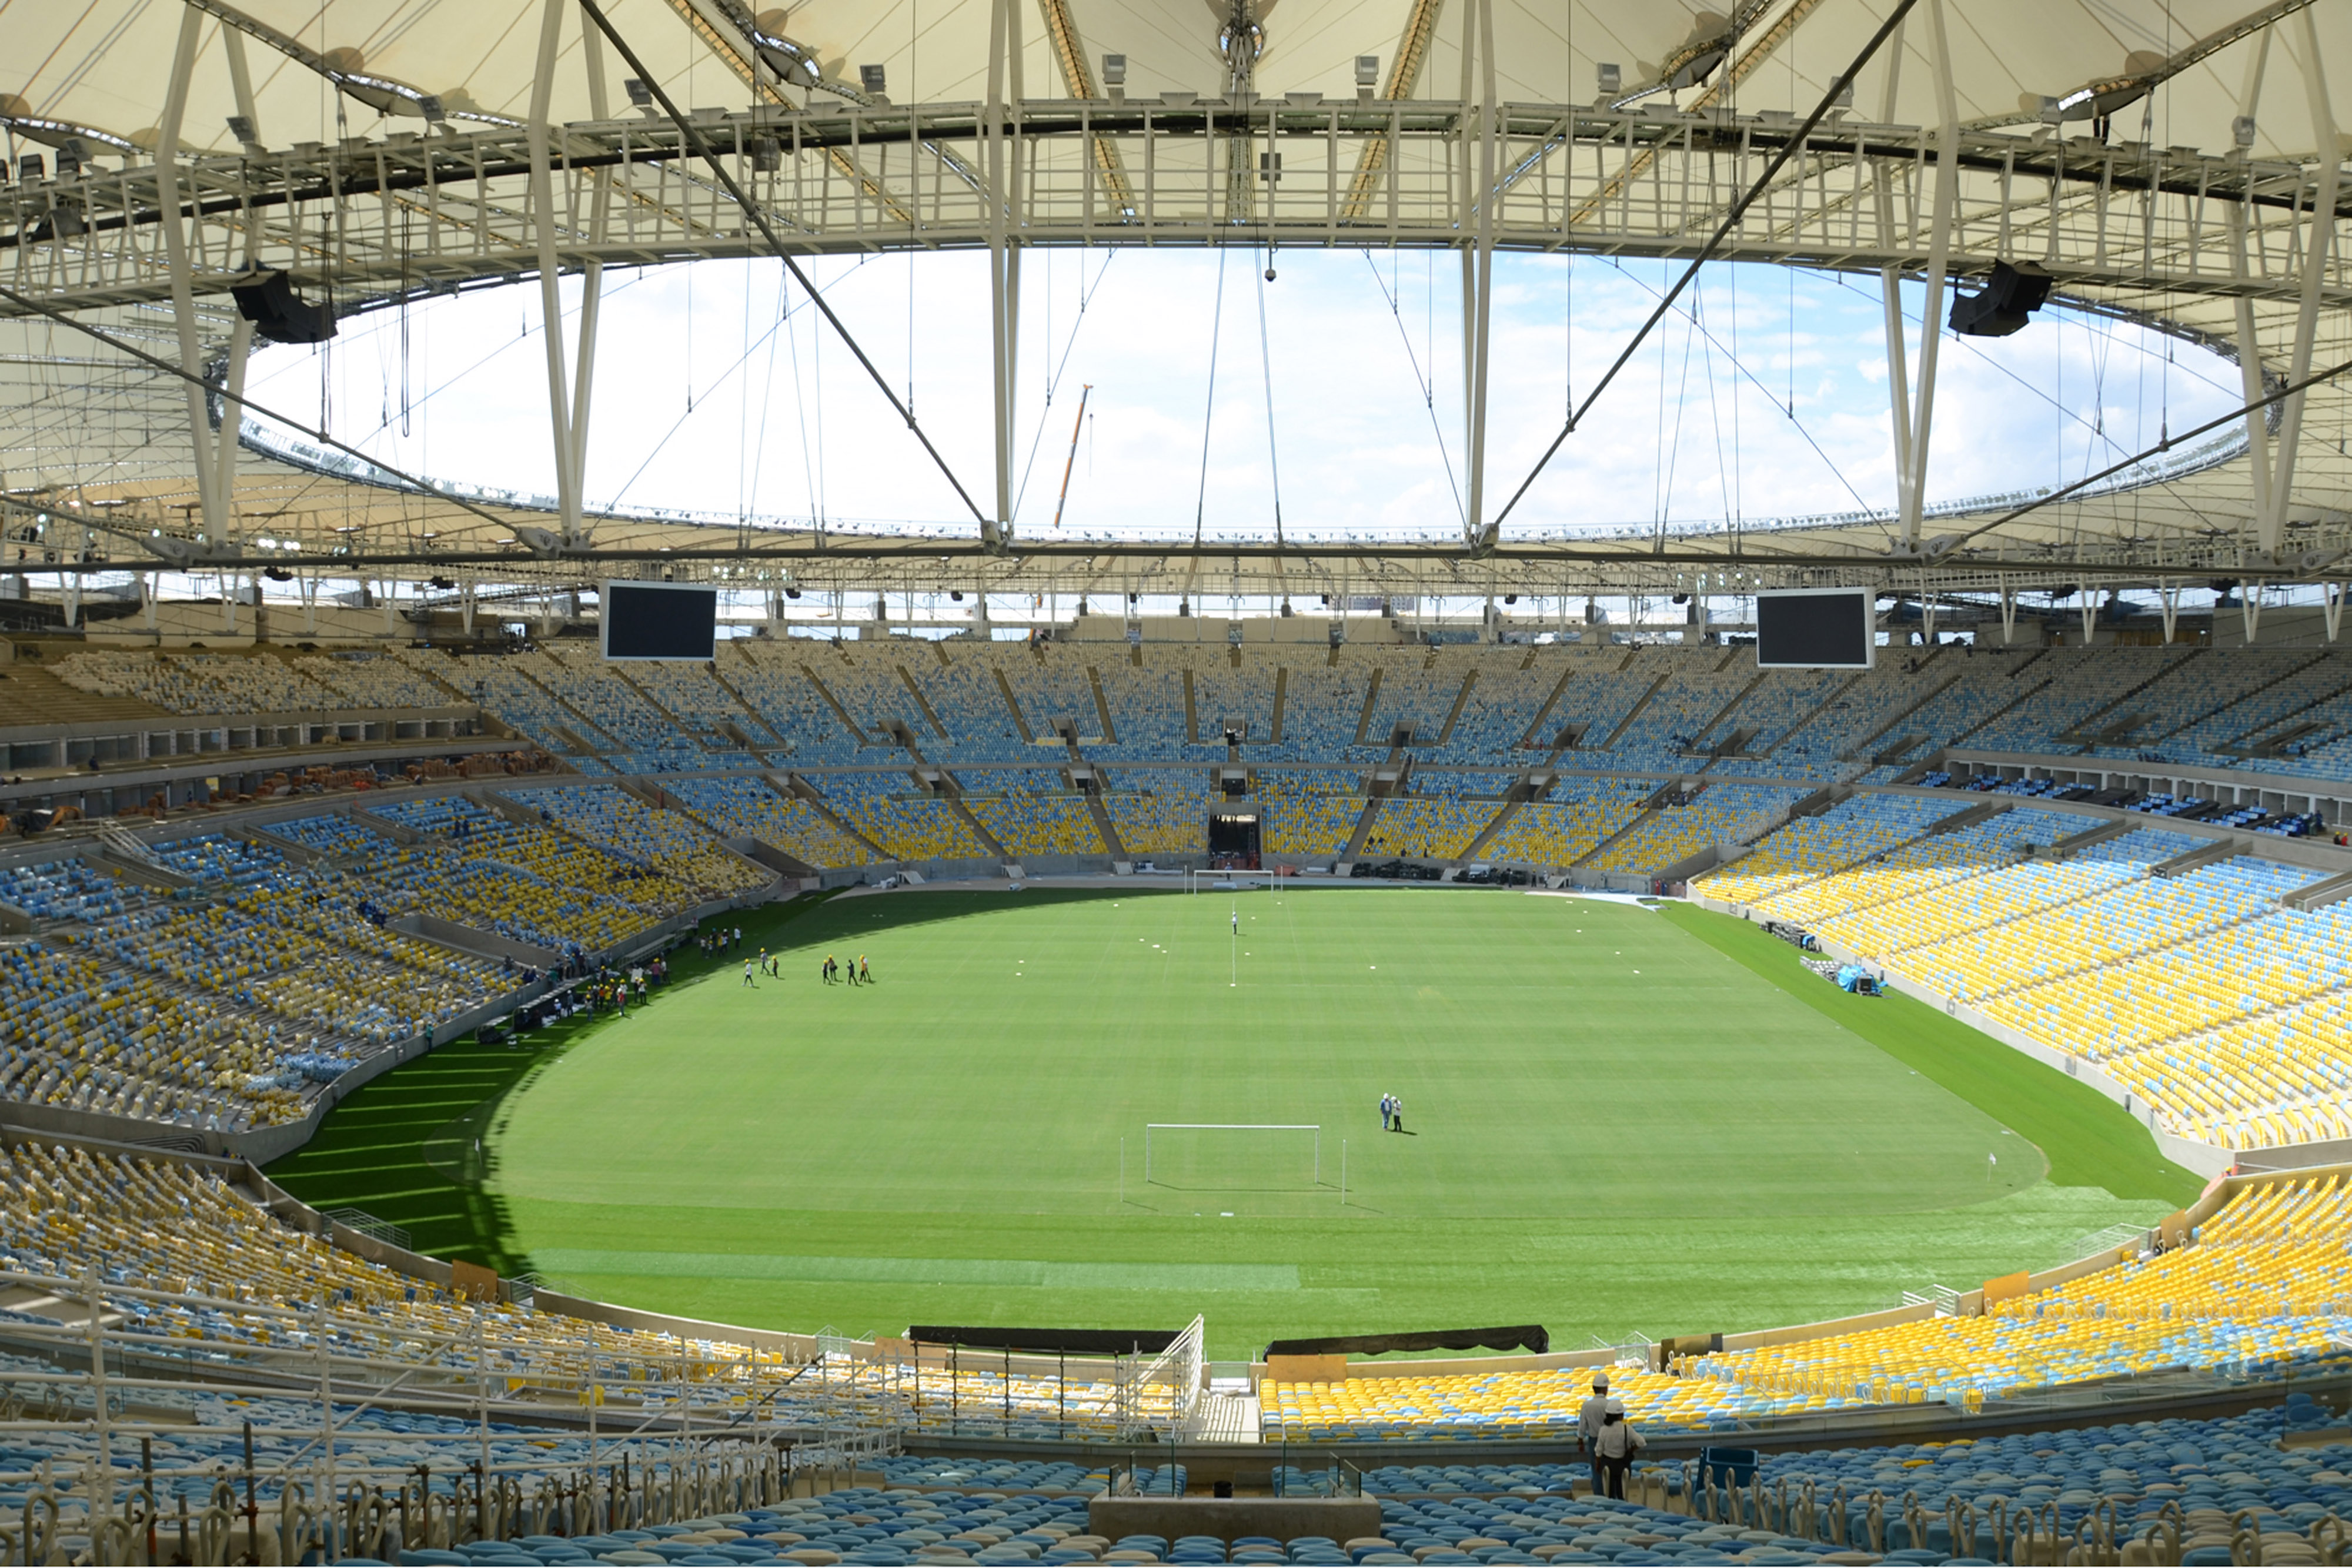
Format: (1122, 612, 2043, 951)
(819, 954, 871, 985)
(1378, 1091, 1406, 1132)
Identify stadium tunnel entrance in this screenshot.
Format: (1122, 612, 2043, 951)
(1208, 808, 1261, 871)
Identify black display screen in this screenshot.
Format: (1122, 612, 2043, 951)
(602, 583, 718, 660)
(1756, 589, 1874, 669)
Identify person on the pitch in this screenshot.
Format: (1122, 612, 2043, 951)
(858, 955, 871, 984)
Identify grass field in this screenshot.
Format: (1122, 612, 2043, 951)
(268, 886, 2203, 1358)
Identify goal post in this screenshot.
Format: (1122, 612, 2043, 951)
(1142, 1124, 1321, 1188)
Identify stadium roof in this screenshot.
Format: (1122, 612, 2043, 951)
(2, 0, 2349, 605)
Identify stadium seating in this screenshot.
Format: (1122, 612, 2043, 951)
(507, 783, 770, 897)
(1583, 785, 1807, 875)
(295, 650, 460, 709)
(1690, 1172, 2352, 1407)
(965, 786, 1106, 858)
(1477, 778, 1654, 870)
(817, 772, 992, 861)
(1355, 795, 1499, 861)
(1104, 785, 1217, 855)
(1258, 774, 1366, 859)
(1698, 794, 1960, 907)
(666, 774, 876, 867)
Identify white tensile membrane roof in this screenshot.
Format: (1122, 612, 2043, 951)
(0, 0, 2347, 599)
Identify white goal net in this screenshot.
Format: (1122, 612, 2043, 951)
(1142, 1124, 1322, 1190)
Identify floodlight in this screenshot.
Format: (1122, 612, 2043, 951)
(859, 64, 887, 98)
(1357, 55, 1379, 100)
(415, 96, 446, 125)
(1102, 54, 1127, 100)
(1596, 63, 1622, 97)
(2233, 115, 2257, 149)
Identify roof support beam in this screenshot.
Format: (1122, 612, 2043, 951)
(1461, 0, 1497, 550)
(157, 6, 225, 549)
(2260, 7, 2340, 554)
(1895, 0, 1960, 548)
(985, 0, 1024, 547)
(211, 24, 262, 533)
(530, 0, 594, 546)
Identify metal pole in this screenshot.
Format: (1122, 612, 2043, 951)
(86, 1264, 111, 1553)
(319, 1306, 338, 1563)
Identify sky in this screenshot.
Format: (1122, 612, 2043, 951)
(243, 249, 2246, 549)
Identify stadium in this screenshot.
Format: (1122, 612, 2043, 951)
(5, 0, 2352, 1562)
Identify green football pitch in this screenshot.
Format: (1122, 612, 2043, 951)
(266, 887, 2204, 1358)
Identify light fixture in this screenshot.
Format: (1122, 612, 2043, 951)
(858, 64, 887, 99)
(1356, 55, 1380, 99)
(1596, 63, 1622, 98)
(1102, 54, 1126, 101)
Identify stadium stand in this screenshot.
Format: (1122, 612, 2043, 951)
(1104, 784, 1218, 855)
(1258, 774, 1366, 860)
(1355, 795, 1498, 861)
(295, 650, 463, 709)
(816, 771, 993, 861)
(666, 774, 876, 867)
(1478, 778, 1654, 870)
(506, 783, 771, 897)
(1583, 784, 1808, 874)
(964, 785, 1105, 858)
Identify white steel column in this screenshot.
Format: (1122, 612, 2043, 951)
(156, 9, 223, 546)
(212, 26, 263, 525)
(1461, 0, 1497, 549)
(570, 21, 613, 505)
(1897, 0, 1959, 547)
(530, 0, 586, 543)
(2261, 8, 2339, 553)
(2231, 28, 2274, 531)
(983, 0, 1021, 546)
